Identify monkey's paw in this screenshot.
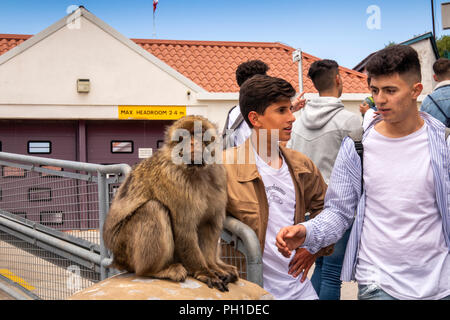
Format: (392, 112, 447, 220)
(215, 263, 239, 284)
(194, 271, 229, 292)
(167, 264, 188, 282)
(214, 267, 239, 285)
(148, 263, 188, 282)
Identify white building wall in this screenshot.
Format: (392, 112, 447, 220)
(0, 16, 195, 111)
(410, 40, 437, 95)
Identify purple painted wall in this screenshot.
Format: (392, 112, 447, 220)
(0, 120, 77, 161)
(0, 119, 173, 230)
(86, 120, 172, 166)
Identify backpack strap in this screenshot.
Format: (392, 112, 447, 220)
(230, 113, 244, 131)
(348, 127, 365, 194)
(347, 126, 449, 195)
(348, 127, 450, 195)
(221, 107, 233, 137)
(427, 95, 450, 127)
(222, 106, 245, 149)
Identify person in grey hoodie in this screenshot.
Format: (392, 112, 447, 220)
(287, 59, 362, 300)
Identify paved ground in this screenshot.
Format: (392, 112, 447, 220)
(0, 290, 14, 300)
(341, 281, 358, 300)
(0, 238, 96, 300)
(0, 276, 35, 300)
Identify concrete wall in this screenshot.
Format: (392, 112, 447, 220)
(410, 40, 437, 95)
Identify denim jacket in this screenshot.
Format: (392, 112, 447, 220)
(420, 81, 450, 126)
(300, 112, 449, 282)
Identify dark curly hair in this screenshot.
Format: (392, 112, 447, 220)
(235, 60, 269, 87)
(239, 74, 296, 128)
(365, 45, 421, 83)
(307, 59, 339, 92)
(433, 57, 450, 78)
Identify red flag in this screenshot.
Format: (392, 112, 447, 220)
(153, 0, 158, 13)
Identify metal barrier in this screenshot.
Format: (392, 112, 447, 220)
(0, 151, 263, 300)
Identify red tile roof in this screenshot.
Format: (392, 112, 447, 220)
(0, 34, 31, 55)
(0, 34, 369, 93)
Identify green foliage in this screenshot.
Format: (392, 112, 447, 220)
(436, 35, 450, 58)
(384, 41, 396, 48)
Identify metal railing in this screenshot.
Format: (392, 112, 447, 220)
(0, 151, 262, 299)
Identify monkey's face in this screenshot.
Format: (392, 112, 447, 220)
(186, 132, 215, 167)
(165, 115, 219, 168)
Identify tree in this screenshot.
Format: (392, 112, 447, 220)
(436, 35, 450, 58)
(384, 41, 396, 48)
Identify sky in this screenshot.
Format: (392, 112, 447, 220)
(0, 0, 449, 69)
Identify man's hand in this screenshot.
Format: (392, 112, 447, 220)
(292, 91, 306, 112)
(275, 224, 307, 258)
(288, 248, 317, 283)
(359, 102, 369, 115)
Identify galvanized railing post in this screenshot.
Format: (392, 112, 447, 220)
(97, 171, 108, 280)
(222, 216, 263, 287)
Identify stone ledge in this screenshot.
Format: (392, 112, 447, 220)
(68, 273, 273, 300)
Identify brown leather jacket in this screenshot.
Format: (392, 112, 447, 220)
(223, 139, 334, 256)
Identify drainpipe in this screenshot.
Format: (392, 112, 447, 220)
(292, 49, 303, 93)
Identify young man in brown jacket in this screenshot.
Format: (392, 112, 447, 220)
(223, 74, 333, 299)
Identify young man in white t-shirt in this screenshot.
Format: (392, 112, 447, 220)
(276, 45, 450, 300)
(223, 74, 333, 299)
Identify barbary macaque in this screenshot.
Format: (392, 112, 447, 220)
(103, 115, 238, 291)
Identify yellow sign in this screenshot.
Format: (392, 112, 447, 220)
(118, 106, 187, 120)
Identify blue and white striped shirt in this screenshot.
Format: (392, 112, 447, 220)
(301, 112, 450, 281)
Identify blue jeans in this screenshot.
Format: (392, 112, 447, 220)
(358, 284, 450, 300)
(310, 227, 351, 300)
(357, 284, 397, 300)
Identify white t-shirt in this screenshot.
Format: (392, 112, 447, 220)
(254, 148, 318, 300)
(355, 123, 450, 300)
(228, 106, 252, 147)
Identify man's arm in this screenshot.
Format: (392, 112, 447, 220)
(362, 108, 375, 131)
(277, 138, 360, 256)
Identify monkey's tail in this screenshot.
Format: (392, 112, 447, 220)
(108, 258, 132, 272)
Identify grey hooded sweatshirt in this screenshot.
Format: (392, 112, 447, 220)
(287, 97, 362, 184)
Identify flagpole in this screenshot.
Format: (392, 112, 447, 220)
(153, 10, 156, 38)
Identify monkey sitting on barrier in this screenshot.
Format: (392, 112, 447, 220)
(103, 115, 239, 292)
